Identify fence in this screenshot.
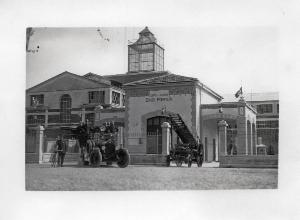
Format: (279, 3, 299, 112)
(26, 126, 80, 163)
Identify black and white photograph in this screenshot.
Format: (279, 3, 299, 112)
(1, 1, 300, 220)
(25, 26, 279, 191)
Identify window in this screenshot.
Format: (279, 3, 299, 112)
(85, 113, 94, 125)
(27, 115, 45, 124)
(256, 104, 273, 114)
(30, 94, 44, 106)
(88, 91, 105, 104)
(112, 91, 120, 105)
(60, 94, 71, 123)
(257, 120, 279, 128)
(277, 104, 279, 113)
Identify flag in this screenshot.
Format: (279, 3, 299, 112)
(235, 87, 243, 98)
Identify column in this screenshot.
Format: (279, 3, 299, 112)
(218, 120, 228, 157)
(81, 108, 86, 123)
(161, 122, 171, 155)
(249, 122, 253, 155)
(45, 109, 48, 128)
(237, 116, 247, 155)
(118, 127, 124, 149)
(36, 125, 45, 164)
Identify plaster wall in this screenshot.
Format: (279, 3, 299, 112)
(26, 88, 112, 109)
(126, 90, 194, 154)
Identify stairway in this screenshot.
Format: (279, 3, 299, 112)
(168, 113, 197, 146)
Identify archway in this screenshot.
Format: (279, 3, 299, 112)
(146, 116, 169, 154)
(60, 94, 72, 123)
(252, 123, 256, 155)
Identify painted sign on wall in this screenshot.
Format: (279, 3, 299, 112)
(145, 90, 173, 102)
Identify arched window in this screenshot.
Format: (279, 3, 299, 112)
(60, 94, 72, 123)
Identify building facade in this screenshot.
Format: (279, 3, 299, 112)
(26, 27, 277, 165)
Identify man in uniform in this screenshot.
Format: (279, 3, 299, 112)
(56, 135, 67, 167)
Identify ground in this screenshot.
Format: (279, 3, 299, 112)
(25, 162, 278, 190)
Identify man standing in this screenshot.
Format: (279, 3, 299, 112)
(56, 135, 67, 167)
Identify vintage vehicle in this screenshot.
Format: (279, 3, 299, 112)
(166, 113, 204, 167)
(70, 122, 130, 168)
(167, 143, 203, 167)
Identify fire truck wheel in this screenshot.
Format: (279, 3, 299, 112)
(90, 149, 102, 167)
(116, 149, 130, 168)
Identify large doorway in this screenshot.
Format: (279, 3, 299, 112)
(146, 116, 168, 154)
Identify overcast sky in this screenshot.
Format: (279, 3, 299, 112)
(26, 26, 279, 95)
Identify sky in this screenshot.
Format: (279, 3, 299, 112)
(26, 26, 279, 95)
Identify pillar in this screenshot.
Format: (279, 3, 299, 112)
(237, 115, 247, 155)
(118, 127, 124, 149)
(81, 108, 86, 123)
(218, 120, 228, 157)
(252, 123, 257, 155)
(36, 125, 45, 164)
(45, 109, 48, 128)
(161, 122, 171, 155)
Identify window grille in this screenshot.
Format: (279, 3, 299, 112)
(112, 91, 120, 105)
(30, 94, 44, 106)
(60, 94, 71, 123)
(256, 104, 273, 114)
(88, 91, 105, 104)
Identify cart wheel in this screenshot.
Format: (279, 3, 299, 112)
(175, 159, 182, 167)
(197, 155, 203, 167)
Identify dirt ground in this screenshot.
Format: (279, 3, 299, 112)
(25, 163, 278, 190)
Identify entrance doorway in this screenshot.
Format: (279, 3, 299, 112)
(146, 116, 168, 154)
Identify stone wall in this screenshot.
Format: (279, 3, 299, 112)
(219, 155, 278, 168)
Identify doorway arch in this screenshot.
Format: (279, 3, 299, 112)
(146, 116, 169, 154)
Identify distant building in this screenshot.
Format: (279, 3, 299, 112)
(223, 92, 279, 155)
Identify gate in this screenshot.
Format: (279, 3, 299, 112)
(146, 130, 162, 154)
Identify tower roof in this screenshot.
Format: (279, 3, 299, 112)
(132, 26, 157, 44)
(139, 26, 151, 35)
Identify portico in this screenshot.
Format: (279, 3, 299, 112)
(201, 98, 257, 162)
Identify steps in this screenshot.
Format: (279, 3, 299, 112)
(168, 113, 197, 146)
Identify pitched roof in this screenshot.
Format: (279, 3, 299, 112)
(222, 92, 279, 102)
(124, 73, 198, 86)
(26, 71, 110, 93)
(83, 72, 111, 85)
(103, 71, 169, 85)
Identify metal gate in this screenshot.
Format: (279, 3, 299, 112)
(146, 130, 162, 154)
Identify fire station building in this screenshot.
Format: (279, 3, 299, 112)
(26, 27, 277, 167)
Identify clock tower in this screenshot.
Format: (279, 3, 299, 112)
(128, 27, 164, 73)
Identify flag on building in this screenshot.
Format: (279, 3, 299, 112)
(235, 87, 243, 98)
